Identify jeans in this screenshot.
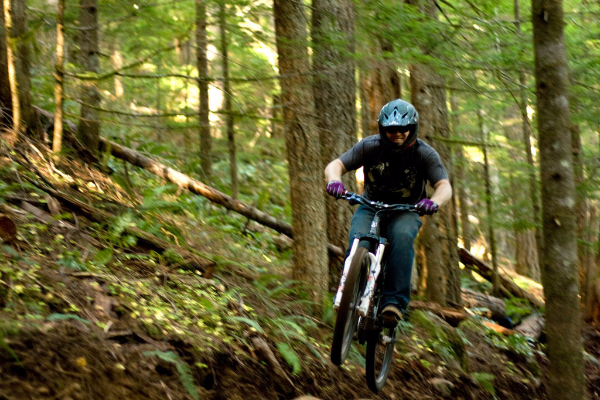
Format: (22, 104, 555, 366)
(347, 205, 422, 311)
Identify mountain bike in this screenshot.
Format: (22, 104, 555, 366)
(330, 191, 418, 393)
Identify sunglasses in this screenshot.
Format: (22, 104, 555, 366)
(385, 126, 410, 134)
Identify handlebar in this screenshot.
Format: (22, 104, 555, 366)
(339, 191, 418, 213)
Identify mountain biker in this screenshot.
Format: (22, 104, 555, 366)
(324, 98, 452, 326)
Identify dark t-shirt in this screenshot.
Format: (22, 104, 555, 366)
(339, 136, 448, 204)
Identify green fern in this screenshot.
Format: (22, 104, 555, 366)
(229, 316, 264, 333)
(143, 351, 198, 400)
(0, 336, 21, 366)
(472, 372, 495, 396)
(276, 342, 302, 375)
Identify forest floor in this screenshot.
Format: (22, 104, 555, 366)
(1, 141, 600, 400)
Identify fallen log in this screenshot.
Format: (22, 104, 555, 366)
(409, 300, 468, 326)
(22, 177, 216, 276)
(482, 321, 515, 336)
(515, 314, 545, 340)
(461, 287, 506, 320)
(99, 137, 346, 261)
(459, 247, 544, 308)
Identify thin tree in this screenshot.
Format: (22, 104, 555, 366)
(450, 93, 471, 252)
(514, 0, 541, 281)
(77, 0, 100, 152)
(532, 0, 585, 398)
(4, 0, 34, 135)
(53, 0, 65, 153)
(219, 1, 237, 198)
(312, 0, 356, 286)
(572, 123, 596, 319)
(408, 0, 462, 307)
(0, 0, 11, 127)
(478, 109, 500, 295)
(196, 0, 211, 180)
(274, 0, 328, 307)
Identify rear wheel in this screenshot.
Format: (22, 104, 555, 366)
(365, 324, 397, 393)
(330, 247, 370, 366)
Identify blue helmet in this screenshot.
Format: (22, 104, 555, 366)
(378, 99, 419, 150)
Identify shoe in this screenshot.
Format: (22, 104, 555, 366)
(381, 305, 403, 327)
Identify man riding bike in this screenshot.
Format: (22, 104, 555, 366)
(324, 98, 452, 326)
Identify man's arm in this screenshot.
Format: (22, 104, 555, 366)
(430, 179, 452, 206)
(324, 159, 348, 183)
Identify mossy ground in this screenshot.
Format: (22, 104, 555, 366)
(0, 146, 599, 399)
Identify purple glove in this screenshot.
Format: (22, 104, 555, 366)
(326, 180, 345, 198)
(416, 198, 438, 215)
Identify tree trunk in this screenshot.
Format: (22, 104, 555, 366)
(410, 62, 462, 307)
(377, 38, 401, 101)
(52, 0, 65, 153)
(219, 2, 237, 198)
(196, 0, 211, 180)
(4, 0, 33, 136)
(515, 231, 540, 281)
(513, 0, 541, 282)
(585, 201, 599, 320)
(111, 45, 124, 98)
(357, 47, 400, 139)
(77, 0, 100, 152)
(450, 94, 472, 252)
(532, 0, 585, 397)
(312, 0, 356, 288)
(478, 109, 500, 296)
(0, 0, 11, 127)
(358, 69, 371, 138)
(515, 0, 542, 261)
(423, 216, 445, 305)
(502, 103, 540, 281)
(572, 124, 594, 313)
(275, 0, 329, 307)
(407, 0, 461, 307)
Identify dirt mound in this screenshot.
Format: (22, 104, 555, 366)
(0, 322, 196, 399)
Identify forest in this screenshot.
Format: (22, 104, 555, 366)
(0, 0, 599, 398)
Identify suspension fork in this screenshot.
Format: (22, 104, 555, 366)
(333, 238, 360, 310)
(358, 242, 386, 316)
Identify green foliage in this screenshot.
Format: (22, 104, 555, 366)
(228, 316, 263, 333)
(459, 317, 534, 358)
(409, 310, 468, 370)
(504, 298, 534, 319)
(0, 336, 21, 366)
(143, 351, 198, 400)
(472, 372, 496, 396)
(93, 248, 114, 267)
(276, 342, 302, 375)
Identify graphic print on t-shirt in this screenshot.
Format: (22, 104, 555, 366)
(367, 161, 417, 199)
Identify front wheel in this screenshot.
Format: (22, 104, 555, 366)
(330, 247, 370, 366)
(365, 325, 397, 393)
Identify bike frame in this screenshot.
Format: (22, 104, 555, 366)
(333, 192, 417, 318)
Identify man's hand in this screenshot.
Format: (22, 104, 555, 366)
(326, 180, 345, 198)
(416, 198, 438, 215)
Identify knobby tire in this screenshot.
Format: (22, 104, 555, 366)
(365, 324, 397, 393)
(330, 247, 369, 366)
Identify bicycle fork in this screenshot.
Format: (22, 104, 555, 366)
(357, 243, 385, 316)
(333, 239, 386, 315)
(333, 238, 360, 311)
